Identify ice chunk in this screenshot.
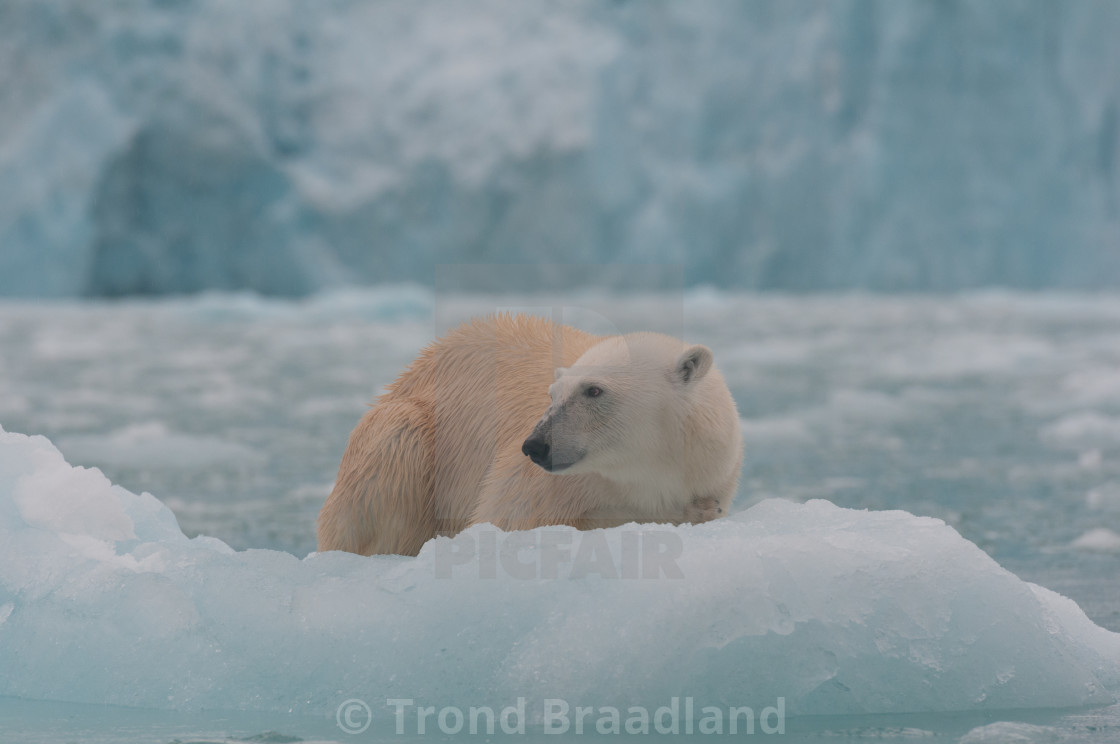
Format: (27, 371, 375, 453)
(1041, 412, 1120, 450)
(56, 422, 265, 469)
(11, 445, 134, 542)
(1088, 482, 1120, 511)
(1071, 528, 1120, 553)
(958, 721, 1062, 743)
(0, 425, 1118, 716)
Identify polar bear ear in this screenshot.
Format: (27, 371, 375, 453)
(676, 345, 713, 384)
(554, 367, 568, 381)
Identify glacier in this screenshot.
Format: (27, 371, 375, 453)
(2, 0, 1120, 297)
(1, 424, 1118, 718)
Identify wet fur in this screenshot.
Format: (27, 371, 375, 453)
(317, 314, 742, 556)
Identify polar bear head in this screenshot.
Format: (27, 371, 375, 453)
(521, 332, 721, 481)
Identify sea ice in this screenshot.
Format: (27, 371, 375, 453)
(1072, 529, 1120, 553)
(0, 425, 1118, 718)
(958, 721, 1063, 743)
(55, 422, 266, 469)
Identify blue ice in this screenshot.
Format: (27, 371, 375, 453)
(1, 425, 1117, 718)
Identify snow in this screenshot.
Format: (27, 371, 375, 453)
(1, 2, 1120, 296)
(1, 425, 1118, 718)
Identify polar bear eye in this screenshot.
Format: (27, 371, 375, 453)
(585, 386, 603, 398)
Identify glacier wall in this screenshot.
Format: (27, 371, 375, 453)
(1, 0, 1119, 296)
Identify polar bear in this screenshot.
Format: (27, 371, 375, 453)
(317, 314, 742, 556)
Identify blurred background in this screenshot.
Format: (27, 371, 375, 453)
(1, 0, 1119, 297)
(1, 1, 1119, 632)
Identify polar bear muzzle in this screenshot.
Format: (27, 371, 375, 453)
(521, 412, 586, 473)
(521, 429, 553, 470)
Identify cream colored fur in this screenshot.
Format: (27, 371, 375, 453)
(317, 314, 742, 556)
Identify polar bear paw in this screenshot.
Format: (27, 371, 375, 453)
(683, 496, 723, 524)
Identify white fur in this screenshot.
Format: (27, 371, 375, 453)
(533, 332, 742, 523)
(318, 316, 743, 556)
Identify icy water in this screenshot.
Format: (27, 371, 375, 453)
(3, 696, 1120, 744)
(1, 289, 1119, 743)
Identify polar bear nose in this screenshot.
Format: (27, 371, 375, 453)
(522, 434, 552, 469)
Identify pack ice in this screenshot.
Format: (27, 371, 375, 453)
(0, 425, 1117, 717)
